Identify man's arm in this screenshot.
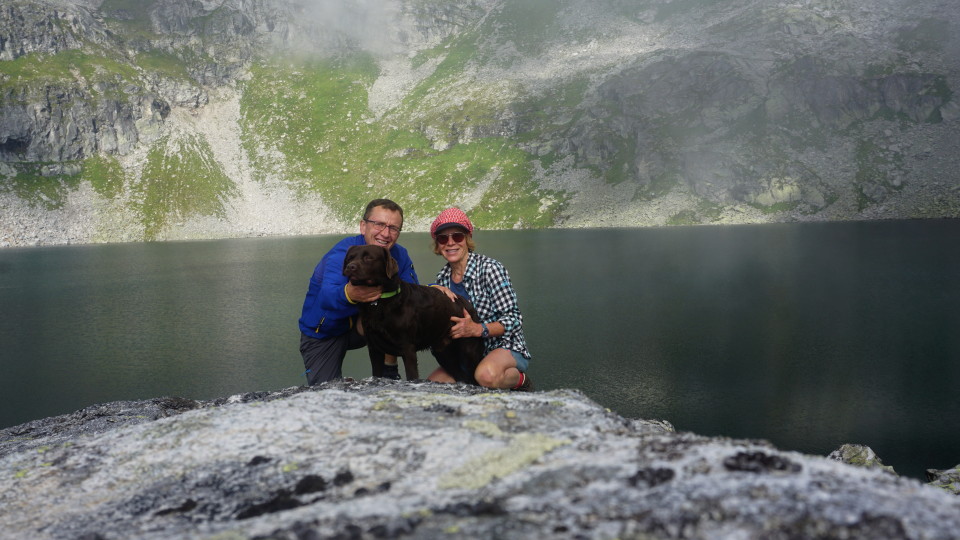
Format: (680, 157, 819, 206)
(316, 241, 380, 312)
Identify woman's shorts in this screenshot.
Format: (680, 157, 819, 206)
(510, 349, 530, 373)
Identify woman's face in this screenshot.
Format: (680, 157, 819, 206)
(435, 227, 469, 266)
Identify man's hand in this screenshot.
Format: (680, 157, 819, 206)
(346, 283, 383, 303)
(449, 308, 480, 339)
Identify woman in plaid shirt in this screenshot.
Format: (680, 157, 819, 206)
(426, 207, 533, 391)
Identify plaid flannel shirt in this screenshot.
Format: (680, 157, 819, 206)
(436, 252, 531, 360)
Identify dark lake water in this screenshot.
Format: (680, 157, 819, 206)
(1, 220, 958, 479)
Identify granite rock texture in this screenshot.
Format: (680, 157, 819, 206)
(1, 379, 959, 539)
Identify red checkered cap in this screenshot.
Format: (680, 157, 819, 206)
(430, 207, 474, 238)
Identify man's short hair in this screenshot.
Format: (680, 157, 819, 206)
(363, 198, 404, 223)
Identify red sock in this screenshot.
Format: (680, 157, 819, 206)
(513, 372, 525, 389)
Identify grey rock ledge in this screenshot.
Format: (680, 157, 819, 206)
(1, 379, 959, 539)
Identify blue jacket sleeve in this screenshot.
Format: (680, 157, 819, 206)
(317, 241, 357, 314)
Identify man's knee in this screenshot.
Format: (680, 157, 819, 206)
(301, 333, 346, 385)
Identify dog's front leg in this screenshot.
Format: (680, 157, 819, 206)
(400, 345, 419, 381)
(368, 346, 386, 378)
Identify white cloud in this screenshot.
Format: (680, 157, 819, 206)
(298, 0, 402, 56)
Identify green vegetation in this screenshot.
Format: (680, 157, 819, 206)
(2, 42, 565, 237)
(407, 31, 483, 105)
(239, 54, 565, 229)
(0, 164, 83, 210)
(696, 199, 724, 221)
(135, 134, 237, 240)
(133, 50, 194, 83)
(239, 54, 382, 212)
(14, 0, 952, 240)
(410, 30, 468, 71)
(667, 209, 699, 226)
(0, 49, 138, 91)
(82, 154, 125, 200)
(603, 136, 638, 186)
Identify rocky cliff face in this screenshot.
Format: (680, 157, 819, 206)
(1, 0, 959, 246)
(2, 380, 959, 539)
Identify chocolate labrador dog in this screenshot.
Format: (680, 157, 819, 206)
(342, 244, 484, 383)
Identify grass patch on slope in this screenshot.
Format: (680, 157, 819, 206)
(134, 49, 194, 83)
(239, 54, 565, 229)
(0, 165, 83, 210)
(82, 154, 126, 200)
(239, 55, 380, 215)
(135, 133, 237, 240)
(407, 29, 484, 103)
(0, 49, 139, 91)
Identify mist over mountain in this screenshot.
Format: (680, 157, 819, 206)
(1, 0, 958, 246)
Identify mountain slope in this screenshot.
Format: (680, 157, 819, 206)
(1, 0, 958, 246)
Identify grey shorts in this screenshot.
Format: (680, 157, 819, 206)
(300, 329, 366, 385)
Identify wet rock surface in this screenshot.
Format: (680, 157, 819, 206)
(1, 379, 959, 539)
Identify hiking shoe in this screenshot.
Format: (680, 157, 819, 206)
(512, 373, 533, 392)
(381, 364, 401, 380)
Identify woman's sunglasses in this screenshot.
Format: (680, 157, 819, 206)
(436, 232, 466, 244)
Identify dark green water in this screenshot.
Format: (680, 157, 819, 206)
(1, 220, 958, 479)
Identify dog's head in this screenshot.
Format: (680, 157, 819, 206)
(343, 244, 400, 287)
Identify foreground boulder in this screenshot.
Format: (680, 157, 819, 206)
(1, 380, 959, 539)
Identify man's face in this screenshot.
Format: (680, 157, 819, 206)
(360, 206, 403, 251)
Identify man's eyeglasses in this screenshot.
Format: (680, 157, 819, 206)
(363, 219, 402, 235)
(436, 232, 466, 244)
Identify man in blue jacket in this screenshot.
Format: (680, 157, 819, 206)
(299, 199, 419, 384)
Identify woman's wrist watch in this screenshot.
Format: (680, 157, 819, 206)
(480, 322, 490, 338)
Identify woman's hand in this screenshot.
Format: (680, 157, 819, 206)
(449, 308, 482, 339)
(431, 285, 458, 302)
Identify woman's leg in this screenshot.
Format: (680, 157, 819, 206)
(473, 348, 520, 389)
(427, 366, 457, 383)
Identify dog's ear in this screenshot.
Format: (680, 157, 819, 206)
(384, 248, 399, 279)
